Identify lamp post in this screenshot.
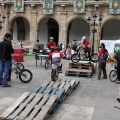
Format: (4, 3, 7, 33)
(87, 14, 102, 54)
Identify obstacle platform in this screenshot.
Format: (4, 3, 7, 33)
(0, 79, 80, 120)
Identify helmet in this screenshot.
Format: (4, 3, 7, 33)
(50, 37, 54, 40)
(115, 47, 120, 53)
(81, 36, 86, 42)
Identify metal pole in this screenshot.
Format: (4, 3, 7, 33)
(92, 20, 95, 54)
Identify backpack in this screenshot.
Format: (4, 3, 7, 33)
(103, 49, 108, 60)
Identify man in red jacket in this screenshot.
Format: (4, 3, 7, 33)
(98, 43, 107, 80)
(46, 37, 56, 49)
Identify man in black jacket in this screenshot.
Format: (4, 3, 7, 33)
(0, 33, 14, 87)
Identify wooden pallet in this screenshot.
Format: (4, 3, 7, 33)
(65, 68, 93, 77)
(69, 62, 94, 69)
(0, 92, 58, 120)
(37, 79, 80, 103)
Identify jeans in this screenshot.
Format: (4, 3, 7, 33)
(0, 60, 11, 85)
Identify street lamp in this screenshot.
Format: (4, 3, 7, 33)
(87, 14, 102, 54)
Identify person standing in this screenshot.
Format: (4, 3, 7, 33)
(34, 39, 41, 59)
(97, 43, 107, 80)
(114, 47, 120, 84)
(46, 37, 56, 49)
(0, 33, 14, 87)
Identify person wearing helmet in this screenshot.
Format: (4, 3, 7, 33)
(114, 47, 120, 83)
(81, 36, 91, 58)
(46, 37, 56, 49)
(97, 43, 108, 80)
(49, 46, 65, 77)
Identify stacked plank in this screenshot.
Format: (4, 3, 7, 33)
(0, 79, 80, 120)
(65, 61, 94, 78)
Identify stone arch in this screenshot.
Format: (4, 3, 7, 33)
(9, 15, 30, 41)
(101, 17, 120, 40)
(37, 17, 60, 46)
(66, 17, 90, 46)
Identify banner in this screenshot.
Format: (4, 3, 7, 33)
(74, 0, 85, 13)
(14, 0, 24, 12)
(109, 0, 120, 14)
(43, 0, 54, 14)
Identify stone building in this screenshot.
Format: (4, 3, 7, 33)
(0, 0, 120, 52)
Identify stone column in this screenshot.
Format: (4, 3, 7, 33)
(58, 12, 67, 50)
(29, 11, 37, 48)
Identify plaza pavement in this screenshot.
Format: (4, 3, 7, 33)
(0, 56, 120, 120)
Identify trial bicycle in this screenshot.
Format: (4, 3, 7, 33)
(51, 64, 60, 82)
(71, 48, 98, 63)
(11, 61, 33, 83)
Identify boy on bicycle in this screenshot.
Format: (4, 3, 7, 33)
(81, 36, 91, 60)
(48, 46, 65, 80)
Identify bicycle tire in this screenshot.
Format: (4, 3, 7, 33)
(71, 53, 80, 63)
(91, 53, 99, 63)
(45, 58, 51, 69)
(19, 69, 33, 83)
(51, 69, 58, 82)
(17, 62, 25, 70)
(109, 70, 117, 82)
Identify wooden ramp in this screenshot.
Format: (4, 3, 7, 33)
(0, 79, 80, 120)
(0, 93, 57, 120)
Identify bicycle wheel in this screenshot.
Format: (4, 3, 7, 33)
(91, 53, 99, 63)
(19, 69, 33, 83)
(45, 58, 51, 69)
(51, 69, 58, 82)
(71, 53, 80, 63)
(17, 63, 25, 70)
(109, 70, 117, 82)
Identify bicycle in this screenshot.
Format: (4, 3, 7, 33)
(71, 48, 98, 63)
(51, 64, 60, 82)
(109, 68, 117, 82)
(11, 61, 33, 83)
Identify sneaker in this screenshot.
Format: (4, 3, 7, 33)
(116, 81, 120, 84)
(3, 84, 11, 87)
(97, 77, 101, 80)
(102, 76, 107, 79)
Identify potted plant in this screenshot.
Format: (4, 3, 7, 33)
(91, 27, 97, 33)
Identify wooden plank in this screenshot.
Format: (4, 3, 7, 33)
(8, 93, 36, 120)
(44, 95, 58, 108)
(38, 86, 46, 94)
(25, 94, 49, 120)
(47, 81, 54, 87)
(52, 80, 61, 88)
(15, 94, 43, 120)
(50, 88, 58, 95)
(32, 86, 41, 93)
(34, 107, 50, 120)
(43, 87, 52, 94)
(64, 83, 71, 94)
(0, 92, 30, 119)
(55, 88, 64, 100)
(66, 68, 92, 73)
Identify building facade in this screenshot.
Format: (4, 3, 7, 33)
(0, 0, 120, 51)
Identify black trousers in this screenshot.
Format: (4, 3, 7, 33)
(117, 65, 120, 81)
